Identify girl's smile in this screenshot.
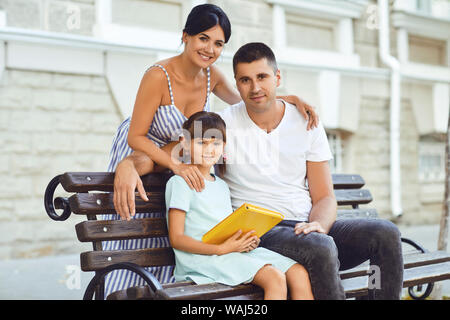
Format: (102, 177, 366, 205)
(191, 138, 224, 167)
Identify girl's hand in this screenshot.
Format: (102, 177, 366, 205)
(278, 95, 319, 130)
(218, 230, 260, 255)
(171, 163, 205, 192)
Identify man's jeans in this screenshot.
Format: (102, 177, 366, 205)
(259, 218, 404, 300)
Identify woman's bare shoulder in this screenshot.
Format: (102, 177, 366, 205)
(140, 65, 170, 93)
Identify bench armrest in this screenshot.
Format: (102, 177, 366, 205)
(44, 175, 72, 221)
(83, 262, 164, 300)
(401, 237, 428, 253)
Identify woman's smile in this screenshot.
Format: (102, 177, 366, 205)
(198, 52, 213, 61)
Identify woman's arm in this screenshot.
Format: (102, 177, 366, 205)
(295, 161, 337, 235)
(169, 208, 259, 255)
(127, 69, 206, 192)
(278, 95, 319, 130)
(127, 69, 181, 171)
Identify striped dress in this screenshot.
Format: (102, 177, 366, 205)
(102, 64, 211, 298)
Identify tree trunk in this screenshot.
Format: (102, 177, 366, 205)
(438, 111, 449, 252)
(432, 105, 450, 300)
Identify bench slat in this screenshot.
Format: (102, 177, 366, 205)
(75, 218, 168, 242)
(60, 172, 173, 192)
(331, 174, 365, 189)
(155, 282, 262, 300)
(67, 190, 372, 216)
(403, 262, 450, 288)
(336, 209, 378, 219)
(335, 189, 372, 206)
(155, 261, 450, 300)
(69, 192, 165, 215)
(343, 261, 450, 298)
(59, 172, 364, 192)
(80, 248, 175, 272)
(75, 209, 378, 242)
(339, 251, 450, 279)
(341, 277, 369, 298)
(104, 253, 450, 300)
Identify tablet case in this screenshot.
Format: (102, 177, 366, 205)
(201, 203, 284, 245)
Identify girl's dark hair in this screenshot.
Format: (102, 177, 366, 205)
(182, 111, 227, 178)
(183, 4, 231, 43)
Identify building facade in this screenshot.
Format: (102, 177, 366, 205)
(0, 0, 449, 259)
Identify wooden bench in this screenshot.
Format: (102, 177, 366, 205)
(44, 172, 450, 300)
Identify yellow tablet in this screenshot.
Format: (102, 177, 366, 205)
(201, 203, 284, 245)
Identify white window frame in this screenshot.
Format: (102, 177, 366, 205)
(418, 140, 446, 182)
(394, 0, 450, 20)
(94, 0, 206, 57)
(326, 131, 343, 173)
(268, 0, 369, 69)
(392, 1, 450, 82)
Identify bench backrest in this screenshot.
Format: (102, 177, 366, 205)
(46, 172, 377, 272)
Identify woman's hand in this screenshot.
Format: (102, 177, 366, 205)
(278, 95, 319, 130)
(113, 159, 149, 221)
(171, 163, 206, 192)
(217, 230, 260, 255)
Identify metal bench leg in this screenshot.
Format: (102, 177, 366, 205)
(93, 273, 105, 301)
(401, 237, 435, 300)
(83, 262, 163, 300)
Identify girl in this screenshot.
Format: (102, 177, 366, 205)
(166, 111, 314, 300)
(103, 4, 317, 298)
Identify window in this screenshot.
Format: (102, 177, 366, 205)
(268, 0, 366, 69)
(285, 13, 336, 52)
(416, 0, 450, 19)
(95, 0, 200, 50)
(392, 1, 450, 80)
(418, 140, 446, 182)
(326, 132, 343, 173)
(111, 0, 182, 32)
(408, 34, 448, 66)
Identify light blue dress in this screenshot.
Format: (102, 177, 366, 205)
(165, 174, 297, 286)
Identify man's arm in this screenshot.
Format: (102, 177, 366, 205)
(295, 160, 337, 235)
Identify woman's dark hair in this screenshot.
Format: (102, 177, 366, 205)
(183, 4, 231, 43)
(232, 42, 278, 75)
(182, 111, 227, 178)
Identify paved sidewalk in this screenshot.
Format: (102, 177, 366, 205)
(0, 223, 448, 300)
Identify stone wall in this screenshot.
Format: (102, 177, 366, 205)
(0, 69, 121, 259)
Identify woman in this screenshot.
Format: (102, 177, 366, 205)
(103, 4, 318, 298)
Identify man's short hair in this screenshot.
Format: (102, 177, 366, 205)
(232, 42, 278, 75)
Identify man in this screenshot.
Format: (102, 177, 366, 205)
(114, 43, 404, 299)
(219, 42, 403, 299)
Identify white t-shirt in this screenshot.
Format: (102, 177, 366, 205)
(217, 100, 333, 221)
